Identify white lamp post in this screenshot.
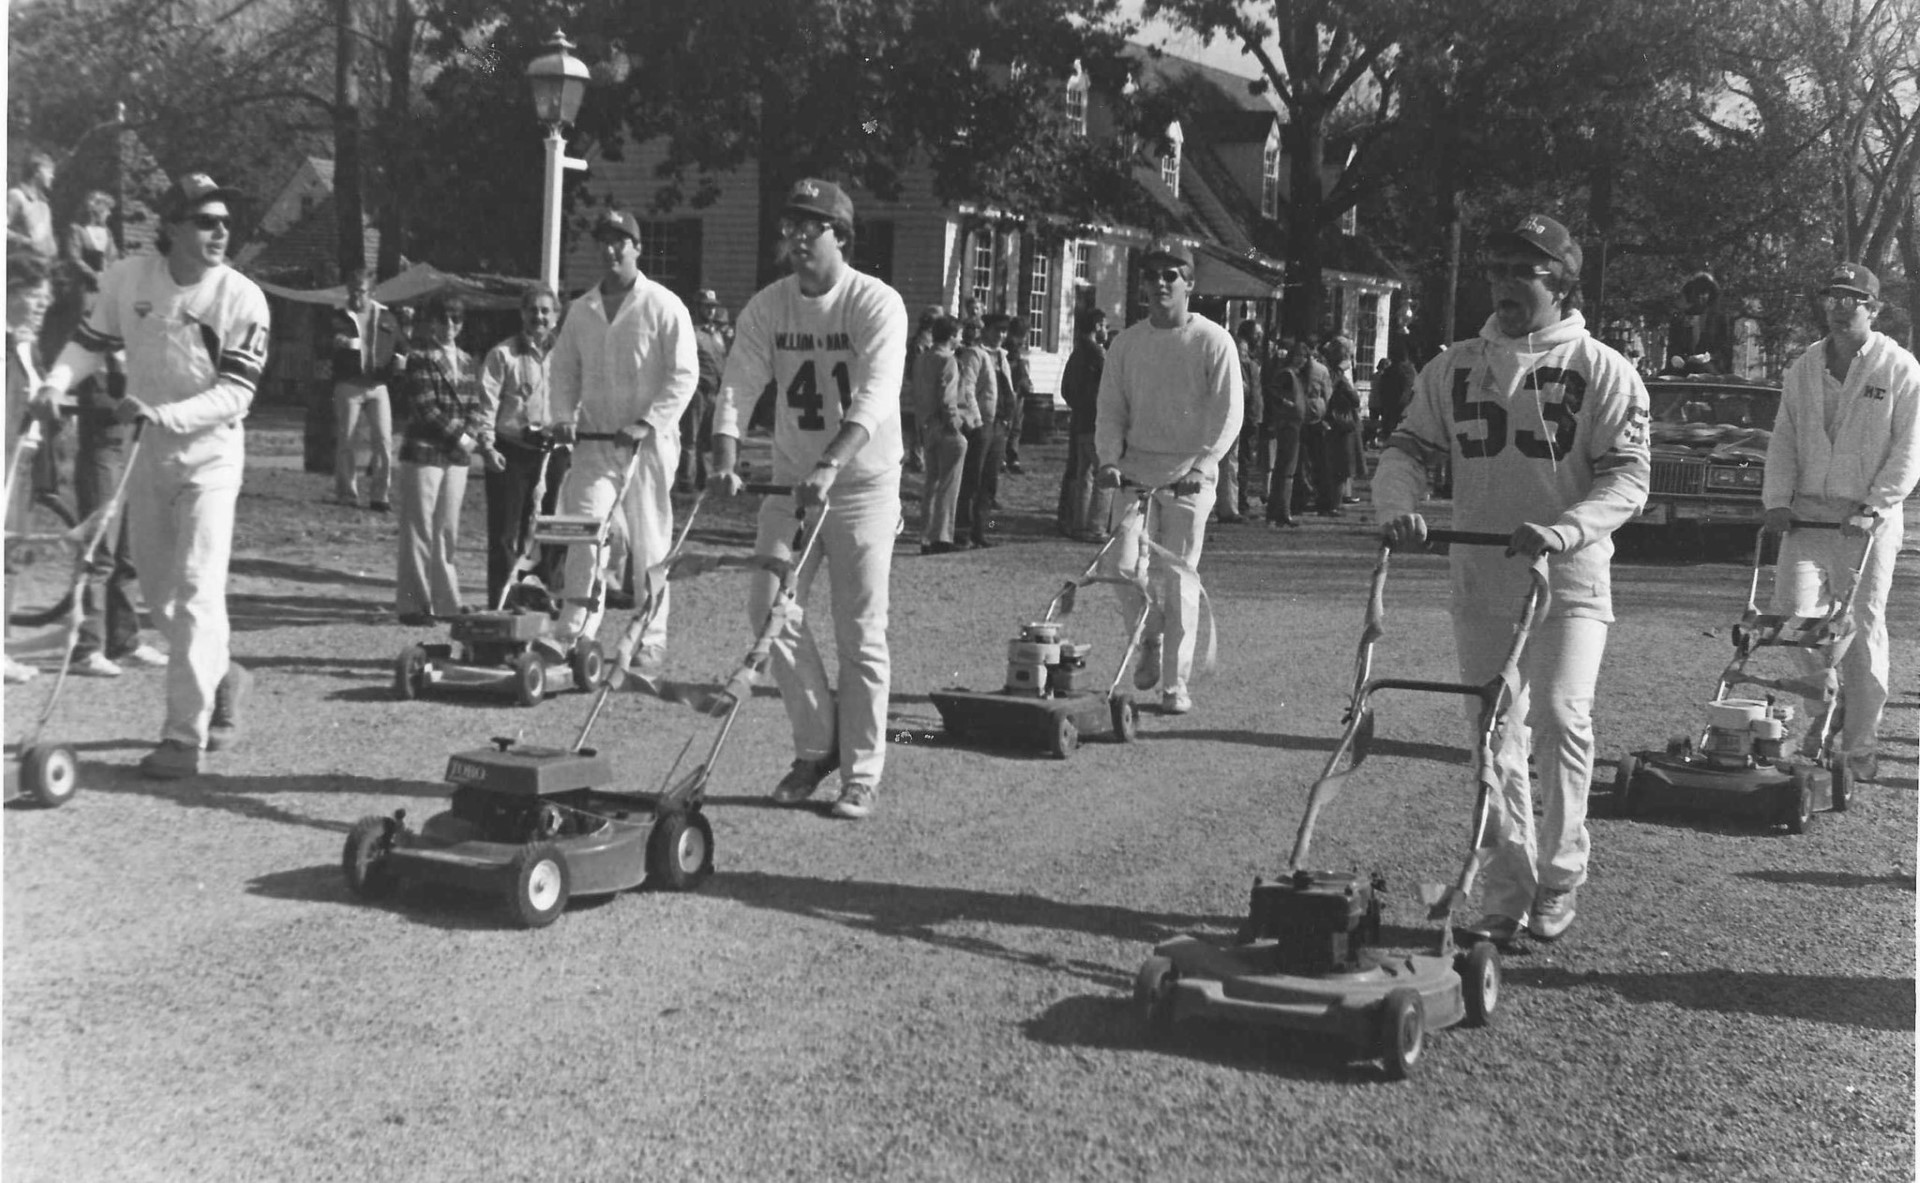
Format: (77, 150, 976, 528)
(527, 30, 590, 294)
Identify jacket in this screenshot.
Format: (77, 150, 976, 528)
(326, 301, 407, 385)
(1763, 330, 1920, 521)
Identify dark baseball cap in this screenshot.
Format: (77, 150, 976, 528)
(1140, 236, 1195, 269)
(593, 209, 641, 242)
(694, 288, 719, 306)
(1821, 262, 1879, 299)
(162, 172, 243, 221)
(783, 178, 854, 226)
(1487, 213, 1583, 275)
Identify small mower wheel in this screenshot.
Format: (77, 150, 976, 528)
(569, 638, 605, 693)
(1784, 769, 1815, 835)
(1378, 988, 1426, 1080)
(393, 643, 429, 700)
(1109, 693, 1138, 743)
(342, 815, 399, 899)
(1049, 714, 1080, 760)
(648, 809, 715, 892)
(19, 745, 79, 808)
(1831, 763, 1851, 813)
(513, 649, 547, 707)
(1457, 940, 1501, 1028)
(1134, 956, 1178, 1040)
(506, 842, 570, 927)
(1613, 754, 1641, 819)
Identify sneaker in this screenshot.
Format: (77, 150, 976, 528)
(207, 663, 253, 752)
(139, 739, 202, 780)
(772, 754, 839, 805)
(1846, 750, 1881, 784)
(831, 782, 876, 820)
(1133, 641, 1162, 692)
(1469, 914, 1522, 946)
(3, 656, 38, 684)
(1528, 886, 1577, 940)
(71, 651, 124, 677)
(1162, 688, 1192, 715)
(116, 643, 168, 668)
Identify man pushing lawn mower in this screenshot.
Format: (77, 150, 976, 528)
(1372, 213, 1651, 946)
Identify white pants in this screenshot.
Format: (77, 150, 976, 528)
(125, 427, 242, 748)
(394, 461, 468, 618)
(558, 436, 676, 648)
(333, 381, 392, 504)
(1107, 477, 1215, 694)
(751, 477, 896, 789)
(1770, 510, 1905, 757)
(1455, 610, 1609, 922)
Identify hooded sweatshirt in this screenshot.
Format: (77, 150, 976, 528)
(1373, 310, 1651, 622)
(1762, 330, 1920, 523)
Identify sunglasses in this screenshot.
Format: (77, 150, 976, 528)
(1145, 267, 1187, 285)
(1821, 291, 1867, 307)
(189, 214, 231, 232)
(1483, 260, 1554, 281)
(779, 216, 832, 241)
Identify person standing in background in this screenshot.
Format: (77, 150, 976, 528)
(913, 313, 972, 554)
(327, 268, 406, 511)
(678, 289, 728, 494)
(1003, 317, 1030, 476)
(475, 282, 563, 609)
(1057, 306, 1112, 541)
(392, 292, 481, 625)
(7, 152, 57, 259)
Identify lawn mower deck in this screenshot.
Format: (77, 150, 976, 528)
(929, 685, 1135, 758)
(397, 611, 604, 706)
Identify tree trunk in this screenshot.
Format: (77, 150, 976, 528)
(1898, 204, 1918, 352)
(1283, 116, 1325, 340)
(334, 0, 365, 282)
(376, 0, 415, 280)
(754, 70, 796, 290)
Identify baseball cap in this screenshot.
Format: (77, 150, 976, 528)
(782, 178, 854, 226)
(592, 209, 641, 242)
(1821, 262, 1879, 299)
(694, 288, 719, 306)
(162, 172, 243, 221)
(1487, 213, 1583, 275)
(1140, 236, 1194, 269)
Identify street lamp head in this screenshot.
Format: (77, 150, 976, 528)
(527, 29, 590, 127)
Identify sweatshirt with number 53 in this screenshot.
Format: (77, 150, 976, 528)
(1372, 310, 1651, 622)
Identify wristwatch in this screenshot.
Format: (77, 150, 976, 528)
(814, 457, 843, 470)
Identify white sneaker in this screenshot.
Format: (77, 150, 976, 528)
(1161, 688, 1192, 715)
(117, 643, 167, 668)
(1528, 886, 1578, 940)
(3, 656, 38, 684)
(72, 652, 124, 677)
(1846, 750, 1881, 784)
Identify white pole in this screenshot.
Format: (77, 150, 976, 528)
(541, 125, 566, 294)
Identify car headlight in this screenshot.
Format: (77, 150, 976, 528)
(1706, 465, 1764, 489)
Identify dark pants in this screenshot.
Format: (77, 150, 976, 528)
(1264, 421, 1302, 524)
(73, 409, 141, 660)
(1297, 423, 1338, 513)
(1003, 398, 1024, 467)
(675, 392, 713, 492)
(1237, 426, 1267, 515)
(956, 421, 1004, 542)
(484, 438, 570, 609)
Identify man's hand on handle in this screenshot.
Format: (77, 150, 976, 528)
(1506, 522, 1565, 560)
(1761, 507, 1795, 536)
(1379, 512, 1427, 551)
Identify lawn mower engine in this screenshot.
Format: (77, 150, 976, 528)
(1697, 698, 1794, 769)
(449, 609, 549, 666)
(1237, 869, 1386, 975)
(1004, 621, 1093, 697)
(448, 784, 600, 844)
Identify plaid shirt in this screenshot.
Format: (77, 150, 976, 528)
(397, 344, 480, 466)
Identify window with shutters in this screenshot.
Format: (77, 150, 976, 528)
(1065, 62, 1089, 136)
(969, 229, 998, 313)
(636, 220, 686, 291)
(1027, 251, 1052, 350)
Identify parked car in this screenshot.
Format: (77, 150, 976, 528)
(1634, 375, 1780, 530)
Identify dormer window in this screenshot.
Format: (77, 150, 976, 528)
(1065, 60, 1088, 137)
(1161, 121, 1183, 197)
(1261, 124, 1281, 218)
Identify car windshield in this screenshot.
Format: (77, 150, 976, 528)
(1648, 385, 1780, 431)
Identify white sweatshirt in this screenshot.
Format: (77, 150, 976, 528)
(1373, 311, 1650, 622)
(1094, 312, 1243, 488)
(714, 267, 908, 484)
(1762, 330, 1920, 522)
(550, 276, 698, 439)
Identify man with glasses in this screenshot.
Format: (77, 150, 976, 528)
(327, 267, 406, 510)
(1761, 263, 1920, 787)
(548, 209, 698, 675)
(1094, 236, 1243, 716)
(709, 178, 908, 820)
(476, 282, 563, 608)
(1373, 212, 1650, 946)
(37, 173, 271, 778)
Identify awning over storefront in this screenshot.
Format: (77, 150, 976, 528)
(1192, 247, 1285, 300)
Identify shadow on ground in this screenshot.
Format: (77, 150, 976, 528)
(81, 765, 444, 832)
(1505, 965, 1916, 1032)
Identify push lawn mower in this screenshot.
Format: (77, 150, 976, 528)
(393, 431, 635, 706)
(1136, 531, 1546, 1079)
(930, 482, 1207, 758)
(3, 417, 146, 810)
(344, 484, 820, 928)
(1613, 520, 1874, 834)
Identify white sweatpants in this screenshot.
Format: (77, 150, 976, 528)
(1454, 610, 1610, 923)
(1107, 477, 1215, 694)
(750, 476, 897, 790)
(1769, 509, 1905, 758)
(125, 426, 242, 749)
(394, 461, 468, 618)
(558, 436, 676, 648)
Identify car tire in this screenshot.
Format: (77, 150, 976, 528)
(648, 809, 715, 892)
(506, 842, 570, 927)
